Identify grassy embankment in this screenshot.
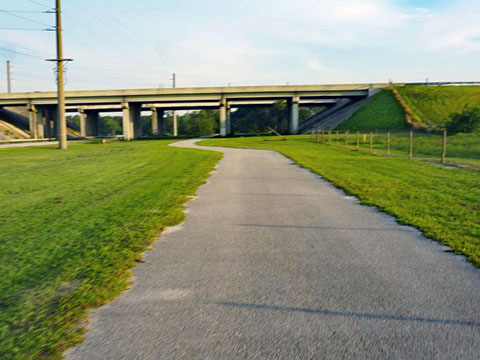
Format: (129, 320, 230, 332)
(333, 87, 480, 168)
(396, 86, 480, 127)
(199, 136, 480, 269)
(0, 141, 221, 359)
(335, 90, 408, 131)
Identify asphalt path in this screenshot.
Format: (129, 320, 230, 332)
(0, 141, 58, 149)
(67, 139, 480, 359)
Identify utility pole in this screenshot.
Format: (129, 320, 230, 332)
(172, 73, 178, 137)
(6, 61, 11, 93)
(52, 0, 70, 150)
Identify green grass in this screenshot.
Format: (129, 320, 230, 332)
(198, 136, 480, 269)
(0, 141, 221, 359)
(396, 86, 480, 126)
(335, 90, 408, 131)
(325, 131, 480, 168)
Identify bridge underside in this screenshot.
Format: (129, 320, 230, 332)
(0, 84, 379, 139)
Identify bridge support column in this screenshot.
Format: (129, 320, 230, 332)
(158, 109, 165, 135)
(122, 102, 133, 140)
(46, 106, 58, 139)
(36, 107, 46, 139)
(27, 104, 38, 139)
(130, 103, 143, 139)
(79, 109, 87, 137)
(85, 110, 100, 137)
(219, 97, 227, 137)
(151, 108, 159, 135)
(226, 103, 232, 135)
(288, 95, 300, 135)
(151, 108, 165, 135)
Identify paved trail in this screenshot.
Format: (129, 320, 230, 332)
(0, 141, 58, 149)
(67, 139, 480, 359)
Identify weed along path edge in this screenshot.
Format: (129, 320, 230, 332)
(65, 138, 480, 359)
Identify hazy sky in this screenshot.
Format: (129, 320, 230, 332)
(0, 0, 479, 92)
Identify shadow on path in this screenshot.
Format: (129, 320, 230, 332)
(238, 224, 412, 232)
(209, 301, 480, 328)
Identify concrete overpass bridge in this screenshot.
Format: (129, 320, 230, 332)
(0, 84, 387, 139)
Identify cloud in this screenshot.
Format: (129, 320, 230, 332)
(3, 0, 480, 92)
(308, 59, 329, 73)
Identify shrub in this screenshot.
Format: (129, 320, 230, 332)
(446, 107, 480, 135)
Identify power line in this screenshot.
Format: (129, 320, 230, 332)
(79, 0, 178, 72)
(93, 3, 177, 68)
(64, 3, 165, 82)
(0, 40, 51, 56)
(0, 27, 53, 31)
(0, 46, 45, 59)
(28, 0, 52, 9)
(0, 10, 53, 14)
(0, 10, 52, 27)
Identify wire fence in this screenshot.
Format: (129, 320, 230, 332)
(310, 129, 480, 169)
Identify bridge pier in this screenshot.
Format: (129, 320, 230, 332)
(226, 103, 232, 135)
(131, 104, 143, 139)
(288, 95, 300, 135)
(151, 108, 158, 135)
(27, 104, 38, 139)
(44, 106, 58, 139)
(219, 98, 227, 136)
(79, 109, 87, 137)
(151, 108, 165, 136)
(36, 107, 47, 139)
(85, 110, 100, 136)
(122, 102, 132, 140)
(122, 102, 142, 140)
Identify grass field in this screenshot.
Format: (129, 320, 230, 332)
(322, 131, 480, 169)
(0, 140, 221, 359)
(199, 136, 480, 270)
(396, 86, 480, 126)
(335, 90, 408, 131)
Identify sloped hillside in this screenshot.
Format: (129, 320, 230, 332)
(335, 90, 407, 131)
(396, 86, 480, 126)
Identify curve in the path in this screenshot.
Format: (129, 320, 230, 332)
(66, 139, 480, 359)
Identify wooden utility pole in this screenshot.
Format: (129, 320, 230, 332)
(441, 130, 447, 164)
(386, 132, 390, 157)
(6, 61, 11, 93)
(55, 0, 67, 149)
(369, 132, 373, 154)
(172, 73, 178, 137)
(408, 130, 413, 160)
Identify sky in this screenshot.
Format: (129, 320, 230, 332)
(0, 0, 479, 92)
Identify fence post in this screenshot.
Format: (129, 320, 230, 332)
(356, 131, 360, 151)
(345, 130, 349, 146)
(441, 129, 447, 163)
(336, 130, 339, 144)
(328, 130, 332, 144)
(369, 132, 373, 154)
(386, 132, 390, 157)
(409, 130, 413, 160)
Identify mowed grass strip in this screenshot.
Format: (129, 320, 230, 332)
(0, 140, 221, 359)
(199, 136, 480, 268)
(329, 132, 480, 168)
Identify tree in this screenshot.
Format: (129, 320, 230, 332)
(446, 107, 480, 135)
